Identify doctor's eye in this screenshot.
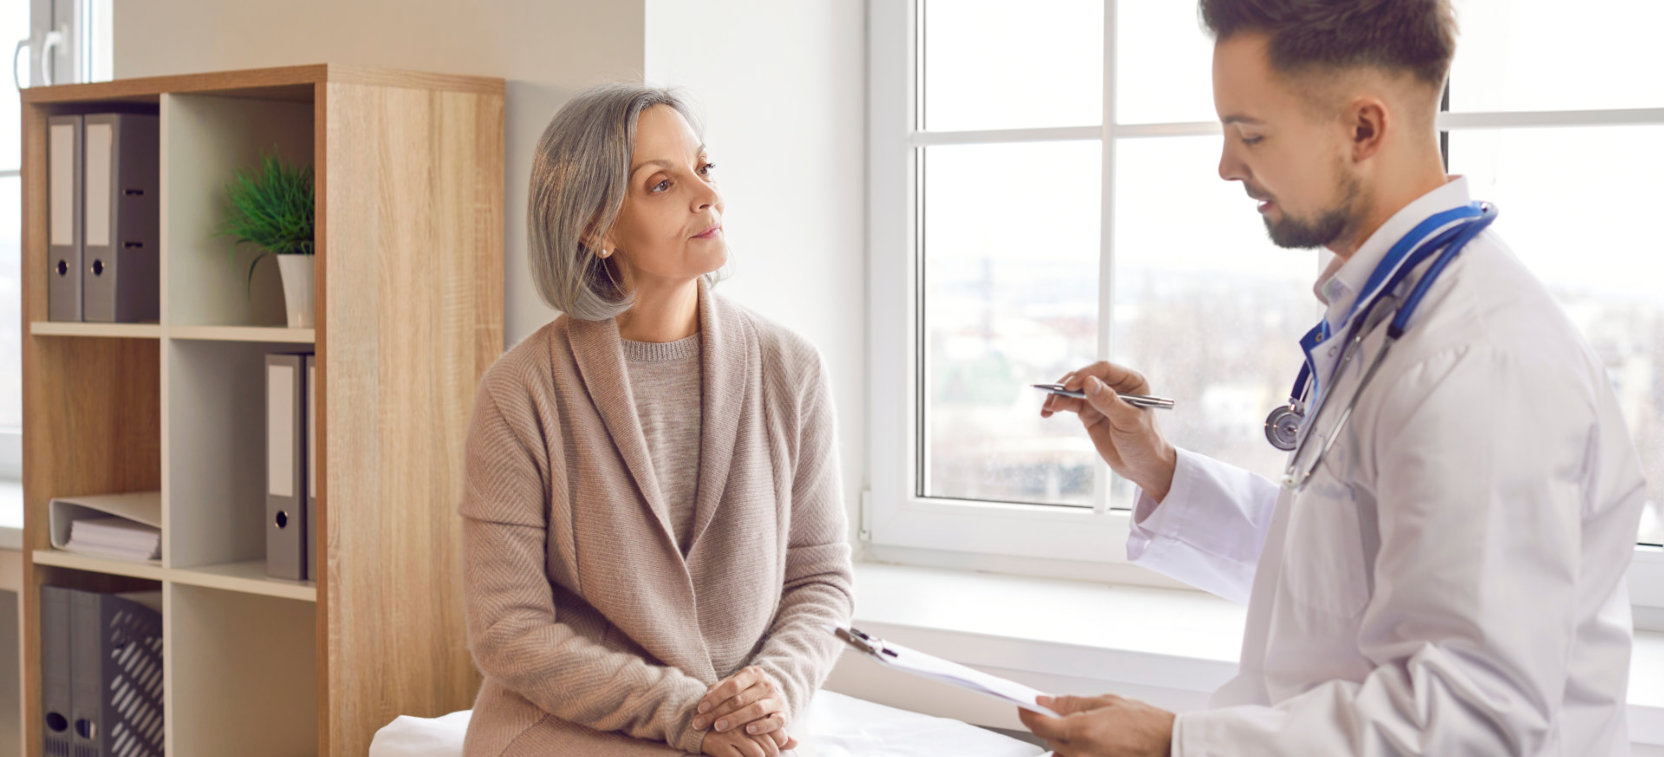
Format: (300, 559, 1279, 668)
(699, 162, 717, 177)
(1240, 135, 1265, 147)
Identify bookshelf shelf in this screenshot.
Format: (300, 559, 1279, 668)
(167, 325, 315, 343)
(28, 321, 163, 339)
(168, 561, 316, 602)
(26, 553, 316, 603)
(19, 64, 504, 757)
(30, 550, 167, 582)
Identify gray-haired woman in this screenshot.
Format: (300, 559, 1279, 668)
(458, 84, 854, 757)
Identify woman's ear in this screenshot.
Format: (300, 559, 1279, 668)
(583, 227, 616, 258)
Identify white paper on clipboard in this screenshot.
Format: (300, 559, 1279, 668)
(832, 626, 1061, 717)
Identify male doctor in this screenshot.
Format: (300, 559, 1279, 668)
(1022, 0, 1648, 755)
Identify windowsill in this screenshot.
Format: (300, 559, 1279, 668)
(0, 480, 20, 552)
(842, 561, 1664, 746)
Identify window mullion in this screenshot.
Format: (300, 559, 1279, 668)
(1095, 0, 1118, 516)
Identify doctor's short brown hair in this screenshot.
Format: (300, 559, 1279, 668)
(1199, 0, 1458, 92)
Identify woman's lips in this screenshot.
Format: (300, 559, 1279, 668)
(693, 225, 722, 239)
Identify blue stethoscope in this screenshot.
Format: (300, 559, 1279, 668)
(1266, 201, 1498, 492)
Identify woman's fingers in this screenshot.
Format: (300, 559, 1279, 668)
(700, 681, 779, 730)
(700, 667, 763, 714)
(704, 687, 765, 728)
(745, 713, 786, 736)
(715, 698, 783, 733)
(695, 669, 780, 730)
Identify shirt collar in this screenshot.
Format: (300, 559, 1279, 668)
(1314, 176, 1472, 327)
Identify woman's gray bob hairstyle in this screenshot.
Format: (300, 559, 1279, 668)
(527, 83, 706, 321)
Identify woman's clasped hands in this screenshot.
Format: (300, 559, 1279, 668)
(692, 666, 796, 757)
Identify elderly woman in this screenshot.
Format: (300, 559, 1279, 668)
(459, 84, 854, 757)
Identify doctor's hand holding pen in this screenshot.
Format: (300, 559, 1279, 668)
(1038, 361, 1180, 503)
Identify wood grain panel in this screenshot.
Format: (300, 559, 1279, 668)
(20, 64, 504, 105)
(320, 80, 501, 756)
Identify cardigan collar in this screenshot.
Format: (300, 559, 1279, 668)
(565, 277, 749, 561)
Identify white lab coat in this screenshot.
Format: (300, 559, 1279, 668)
(1128, 178, 1648, 755)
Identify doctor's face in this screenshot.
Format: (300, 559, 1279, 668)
(1212, 33, 1361, 250)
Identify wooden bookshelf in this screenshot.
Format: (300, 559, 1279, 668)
(19, 64, 503, 757)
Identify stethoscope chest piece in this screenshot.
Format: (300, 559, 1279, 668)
(1265, 404, 1302, 451)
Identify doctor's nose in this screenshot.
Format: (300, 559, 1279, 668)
(1218, 145, 1247, 184)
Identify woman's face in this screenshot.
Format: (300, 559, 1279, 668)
(603, 104, 726, 290)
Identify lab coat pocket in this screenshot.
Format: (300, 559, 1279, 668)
(1281, 480, 1371, 619)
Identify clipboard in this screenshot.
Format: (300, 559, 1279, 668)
(832, 626, 1060, 717)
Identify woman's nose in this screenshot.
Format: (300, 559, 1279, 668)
(692, 180, 720, 211)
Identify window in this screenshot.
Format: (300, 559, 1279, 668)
(2, 3, 29, 481)
(4, 0, 113, 482)
(867, 0, 1664, 576)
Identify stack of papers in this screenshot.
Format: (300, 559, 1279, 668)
(831, 627, 1060, 717)
(64, 516, 161, 561)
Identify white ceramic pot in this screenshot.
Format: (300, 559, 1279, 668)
(275, 254, 316, 328)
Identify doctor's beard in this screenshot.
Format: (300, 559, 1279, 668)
(1260, 169, 1362, 250)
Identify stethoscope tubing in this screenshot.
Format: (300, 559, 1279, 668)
(1273, 203, 1498, 491)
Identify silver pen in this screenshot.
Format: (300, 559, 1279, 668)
(1032, 383, 1176, 410)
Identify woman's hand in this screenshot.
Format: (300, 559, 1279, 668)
(699, 727, 795, 757)
(692, 666, 790, 740)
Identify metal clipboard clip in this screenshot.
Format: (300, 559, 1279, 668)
(834, 626, 898, 660)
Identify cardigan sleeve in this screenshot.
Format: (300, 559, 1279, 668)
(745, 353, 856, 722)
(461, 387, 711, 755)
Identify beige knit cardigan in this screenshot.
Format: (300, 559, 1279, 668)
(460, 280, 854, 756)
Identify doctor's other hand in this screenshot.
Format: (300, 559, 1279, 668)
(1039, 362, 1178, 502)
(1018, 694, 1174, 757)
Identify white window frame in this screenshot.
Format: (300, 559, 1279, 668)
(2, 0, 111, 484)
(865, 0, 1664, 617)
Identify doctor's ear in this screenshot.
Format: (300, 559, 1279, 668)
(1346, 97, 1389, 162)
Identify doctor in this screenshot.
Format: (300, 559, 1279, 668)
(1022, 1, 1648, 755)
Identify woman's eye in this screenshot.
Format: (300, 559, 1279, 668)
(651, 179, 670, 193)
(1241, 135, 1264, 146)
(699, 162, 716, 176)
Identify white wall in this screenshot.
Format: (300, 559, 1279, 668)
(113, 0, 649, 346)
(116, 0, 870, 537)
(644, 1, 869, 537)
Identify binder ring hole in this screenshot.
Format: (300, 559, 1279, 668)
(74, 719, 95, 739)
(45, 712, 67, 732)
(275, 510, 289, 529)
(56, 260, 67, 276)
(90, 259, 105, 276)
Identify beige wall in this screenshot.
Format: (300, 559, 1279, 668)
(114, 0, 649, 345)
(644, 1, 868, 540)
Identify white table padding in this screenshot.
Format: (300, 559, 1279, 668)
(368, 690, 1045, 757)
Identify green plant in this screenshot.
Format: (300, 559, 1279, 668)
(220, 151, 314, 290)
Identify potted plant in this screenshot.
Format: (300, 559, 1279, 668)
(221, 152, 316, 328)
